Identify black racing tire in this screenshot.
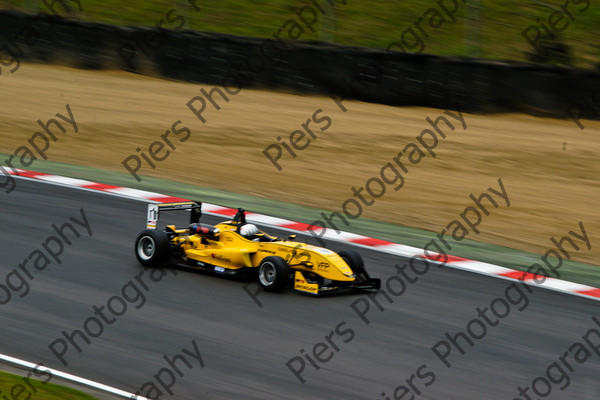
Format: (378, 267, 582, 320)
(338, 250, 366, 276)
(135, 229, 171, 267)
(257, 256, 289, 292)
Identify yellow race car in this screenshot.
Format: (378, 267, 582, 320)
(134, 202, 380, 294)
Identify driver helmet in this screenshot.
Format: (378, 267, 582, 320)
(240, 224, 259, 237)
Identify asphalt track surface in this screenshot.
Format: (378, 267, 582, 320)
(1, 179, 599, 400)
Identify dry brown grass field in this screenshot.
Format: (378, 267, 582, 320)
(1, 63, 598, 264)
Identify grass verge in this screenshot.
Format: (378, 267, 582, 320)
(0, 370, 99, 400)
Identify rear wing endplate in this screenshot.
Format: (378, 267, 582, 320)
(146, 201, 202, 229)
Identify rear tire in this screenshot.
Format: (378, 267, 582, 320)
(135, 229, 171, 267)
(258, 256, 289, 292)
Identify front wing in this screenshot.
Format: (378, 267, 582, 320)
(293, 271, 381, 295)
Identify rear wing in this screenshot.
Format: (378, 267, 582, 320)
(146, 201, 202, 229)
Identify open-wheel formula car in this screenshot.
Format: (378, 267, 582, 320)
(134, 201, 380, 295)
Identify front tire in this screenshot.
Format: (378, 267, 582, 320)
(338, 250, 367, 279)
(135, 229, 170, 267)
(257, 256, 289, 292)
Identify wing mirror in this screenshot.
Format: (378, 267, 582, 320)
(288, 234, 297, 240)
